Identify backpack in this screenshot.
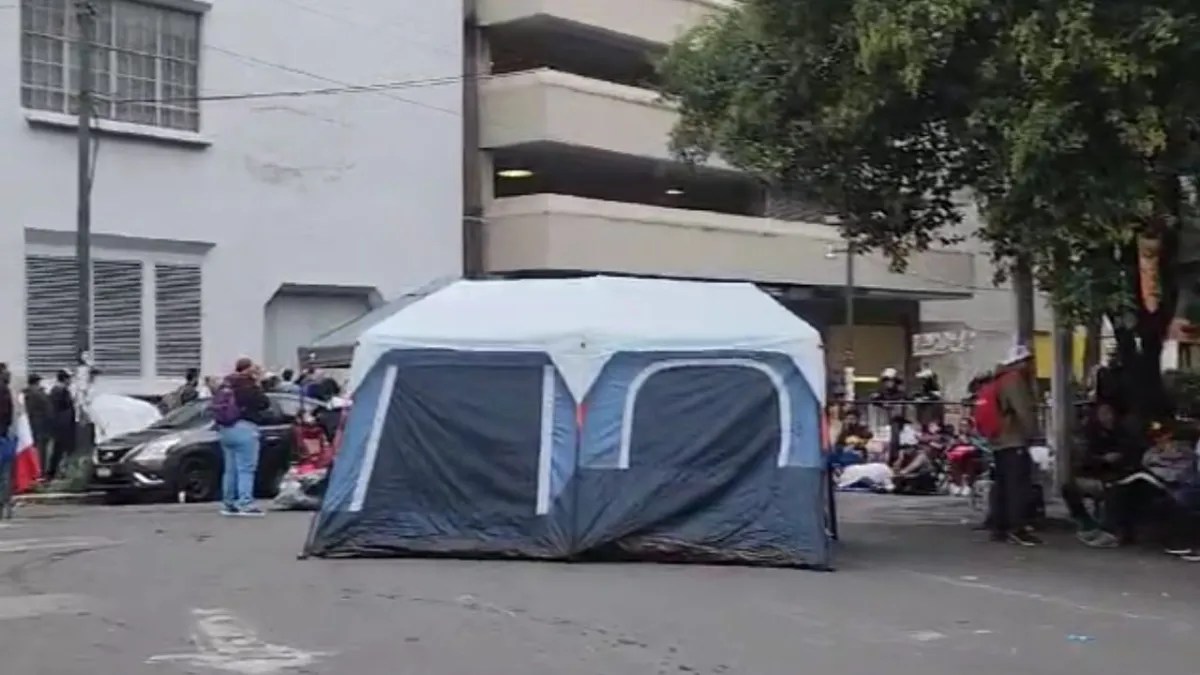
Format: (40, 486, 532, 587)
(972, 375, 1005, 440)
(209, 384, 241, 427)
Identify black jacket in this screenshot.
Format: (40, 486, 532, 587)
(22, 386, 51, 435)
(1078, 422, 1142, 480)
(0, 386, 13, 435)
(49, 384, 75, 431)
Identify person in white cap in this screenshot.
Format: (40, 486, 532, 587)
(986, 344, 1042, 546)
(870, 367, 908, 464)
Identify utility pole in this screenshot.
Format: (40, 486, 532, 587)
(1013, 255, 1035, 348)
(1050, 316, 1075, 490)
(75, 0, 94, 368)
(843, 243, 856, 402)
(74, 0, 96, 455)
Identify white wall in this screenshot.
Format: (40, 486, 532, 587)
(0, 0, 463, 391)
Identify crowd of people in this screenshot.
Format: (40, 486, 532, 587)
(0, 356, 347, 519)
(829, 345, 1200, 558)
(1061, 404, 1200, 557)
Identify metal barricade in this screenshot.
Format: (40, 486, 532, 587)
(831, 399, 1093, 438)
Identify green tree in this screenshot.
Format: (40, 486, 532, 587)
(660, 0, 1200, 419)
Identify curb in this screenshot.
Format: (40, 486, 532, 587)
(13, 492, 106, 506)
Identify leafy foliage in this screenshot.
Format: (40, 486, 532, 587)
(659, 0, 1200, 324)
(660, 0, 1200, 417)
(658, 1, 970, 265)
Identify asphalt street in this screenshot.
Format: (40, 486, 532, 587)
(0, 494, 1196, 674)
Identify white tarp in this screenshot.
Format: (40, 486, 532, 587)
(350, 276, 825, 403)
(91, 394, 162, 443)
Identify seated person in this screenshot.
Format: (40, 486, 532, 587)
(946, 418, 986, 497)
(891, 445, 936, 494)
(1102, 422, 1199, 554)
(1061, 402, 1141, 546)
(829, 410, 872, 469)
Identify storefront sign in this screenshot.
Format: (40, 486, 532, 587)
(912, 330, 976, 357)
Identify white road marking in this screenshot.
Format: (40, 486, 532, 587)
(911, 572, 1166, 621)
(908, 630, 947, 642)
(0, 594, 91, 620)
(0, 536, 122, 554)
(147, 608, 332, 674)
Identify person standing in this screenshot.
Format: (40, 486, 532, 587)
(0, 369, 15, 519)
(211, 358, 270, 517)
(870, 368, 908, 464)
(47, 369, 75, 480)
(277, 368, 301, 395)
(988, 345, 1042, 546)
(22, 374, 52, 480)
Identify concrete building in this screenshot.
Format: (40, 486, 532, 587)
(2, 0, 463, 393)
(467, 0, 980, 385)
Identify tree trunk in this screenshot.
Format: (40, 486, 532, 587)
(1110, 211, 1179, 426)
(1013, 255, 1036, 349)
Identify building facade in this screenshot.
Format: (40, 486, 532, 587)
(467, 0, 980, 384)
(1, 0, 463, 393)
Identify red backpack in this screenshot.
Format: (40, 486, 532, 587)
(972, 375, 1006, 440)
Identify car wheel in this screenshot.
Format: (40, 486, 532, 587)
(178, 456, 220, 503)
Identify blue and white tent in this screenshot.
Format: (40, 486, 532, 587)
(304, 276, 832, 567)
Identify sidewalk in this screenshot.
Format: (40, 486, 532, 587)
(836, 492, 1200, 605)
(11, 491, 105, 506)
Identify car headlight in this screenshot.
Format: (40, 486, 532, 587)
(132, 437, 180, 462)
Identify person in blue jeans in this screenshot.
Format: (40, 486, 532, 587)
(214, 358, 270, 517)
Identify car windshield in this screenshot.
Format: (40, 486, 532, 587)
(152, 401, 210, 429)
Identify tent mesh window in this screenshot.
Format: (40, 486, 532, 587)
(155, 263, 202, 377)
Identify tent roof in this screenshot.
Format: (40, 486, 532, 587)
(352, 276, 825, 401)
(298, 276, 458, 368)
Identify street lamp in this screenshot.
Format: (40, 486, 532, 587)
(824, 222, 856, 402)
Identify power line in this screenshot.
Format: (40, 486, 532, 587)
(203, 44, 463, 115)
(108, 69, 499, 107)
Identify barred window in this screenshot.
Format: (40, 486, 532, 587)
(20, 0, 201, 131)
(24, 255, 78, 375)
(92, 259, 144, 376)
(155, 263, 202, 376)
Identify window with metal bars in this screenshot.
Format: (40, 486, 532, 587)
(154, 263, 201, 376)
(24, 255, 145, 376)
(93, 259, 143, 375)
(20, 0, 201, 131)
(24, 255, 78, 375)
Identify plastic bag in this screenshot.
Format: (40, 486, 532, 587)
(271, 467, 328, 511)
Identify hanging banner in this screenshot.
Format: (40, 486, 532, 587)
(912, 330, 976, 357)
(1138, 234, 1162, 313)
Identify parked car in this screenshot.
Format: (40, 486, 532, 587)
(90, 393, 328, 503)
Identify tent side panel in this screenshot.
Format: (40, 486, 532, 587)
(573, 354, 831, 567)
(311, 349, 575, 558)
(306, 360, 395, 555)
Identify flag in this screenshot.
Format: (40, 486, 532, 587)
(10, 407, 41, 494)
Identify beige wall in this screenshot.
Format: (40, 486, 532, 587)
(477, 0, 735, 46)
(484, 195, 975, 296)
(826, 325, 908, 381)
(481, 70, 737, 169)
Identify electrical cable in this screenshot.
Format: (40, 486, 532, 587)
(109, 68, 500, 108)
